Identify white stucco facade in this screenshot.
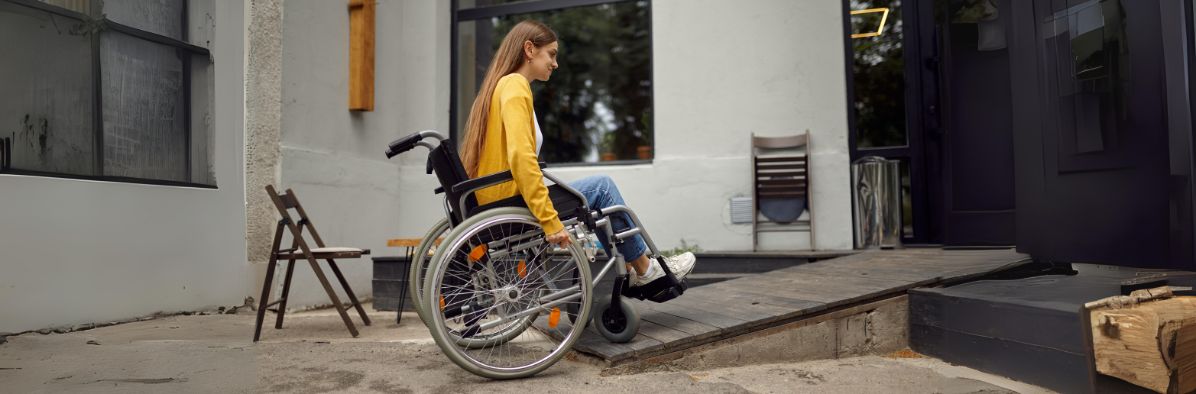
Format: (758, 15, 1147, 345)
(1, 0, 855, 331)
(392, 0, 854, 253)
(262, 0, 452, 307)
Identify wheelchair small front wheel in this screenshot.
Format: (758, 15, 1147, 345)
(593, 295, 639, 343)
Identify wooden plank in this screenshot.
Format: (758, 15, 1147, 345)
(348, 0, 375, 111)
(679, 285, 822, 311)
(668, 291, 826, 333)
(387, 237, 442, 248)
(755, 156, 806, 163)
(635, 319, 692, 344)
(666, 296, 787, 324)
(570, 248, 1031, 363)
(670, 287, 810, 316)
(703, 280, 862, 306)
(620, 333, 664, 356)
(635, 306, 721, 338)
(641, 299, 748, 330)
(573, 330, 637, 360)
(778, 260, 942, 283)
(728, 272, 902, 300)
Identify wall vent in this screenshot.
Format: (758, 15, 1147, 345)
(730, 196, 753, 224)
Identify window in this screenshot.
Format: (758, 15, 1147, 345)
(453, 0, 653, 164)
(1039, 0, 1131, 172)
(0, 0, 214, 186)
(849, 0, 907, 149)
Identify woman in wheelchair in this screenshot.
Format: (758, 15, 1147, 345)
(458, 19, 696, 287)
(386, 19, 695, 380)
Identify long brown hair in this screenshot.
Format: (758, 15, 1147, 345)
(460, 20, 557, 178)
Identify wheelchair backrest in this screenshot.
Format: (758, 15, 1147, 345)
(425, 142, 477, 226)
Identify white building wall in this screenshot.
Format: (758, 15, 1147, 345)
(391, 0, 854, 253)
(273, 0, 451, 307)
(0, 0, 248, 333)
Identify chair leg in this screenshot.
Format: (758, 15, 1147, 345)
(306, 257, 359, 337)
(274, 259, 297, 329)
(253, 257, 278, 342)
(327, 259, 371, 326)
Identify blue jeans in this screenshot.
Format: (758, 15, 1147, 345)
(567, 175, 648, 261)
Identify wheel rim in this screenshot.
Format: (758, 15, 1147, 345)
(411, 219, 450, 326)
(428, 213, 589, 375)
(602, 307, 628, 333)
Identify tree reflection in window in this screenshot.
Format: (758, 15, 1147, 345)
(457, 1, 653, 163)
(850, 0, 907, 149)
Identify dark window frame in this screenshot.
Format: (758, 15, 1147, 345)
(450, 0, 655, 167)
(0, 0, 215, 189)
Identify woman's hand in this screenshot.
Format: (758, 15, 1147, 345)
(546, 229, 572, 248)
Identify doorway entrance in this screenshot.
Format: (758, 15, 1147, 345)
(844, 0, 1017, 247)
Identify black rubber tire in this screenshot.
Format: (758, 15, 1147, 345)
(592, 295, 639, 343)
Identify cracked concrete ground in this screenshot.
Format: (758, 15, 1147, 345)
(0, 305, 1051, 393)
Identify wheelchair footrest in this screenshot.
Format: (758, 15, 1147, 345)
(622, 275, 688, 303)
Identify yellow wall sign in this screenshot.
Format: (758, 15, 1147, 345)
(851, 8, 891, 39)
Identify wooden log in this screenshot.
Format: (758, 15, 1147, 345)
(1085, 287, 1196, 393)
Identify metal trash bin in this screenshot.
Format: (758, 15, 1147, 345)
(852, 156, 902, 249)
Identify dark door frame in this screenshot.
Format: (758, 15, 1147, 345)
(1167, 0, 1196, 266)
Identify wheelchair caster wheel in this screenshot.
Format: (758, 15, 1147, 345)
(593, 295, 639, 343)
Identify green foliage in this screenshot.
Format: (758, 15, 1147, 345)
(659, 239, 702, 257)
(486, 2, 653, 162)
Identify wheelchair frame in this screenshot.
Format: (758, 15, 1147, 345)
(386, 130, 686, 378)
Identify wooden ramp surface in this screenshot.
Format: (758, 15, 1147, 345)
(572, 248, 1030, 364)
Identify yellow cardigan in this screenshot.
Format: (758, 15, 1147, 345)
(474, 73, 563, 235)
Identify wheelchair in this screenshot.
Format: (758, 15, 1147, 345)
(385, 130, 688, 379)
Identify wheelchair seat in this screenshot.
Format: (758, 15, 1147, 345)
(466, 184, 586, 222)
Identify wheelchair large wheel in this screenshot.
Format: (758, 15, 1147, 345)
(409, 217, 451, 327)
(424, 207, 592, 379)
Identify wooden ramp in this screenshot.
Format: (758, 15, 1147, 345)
(572, 248, 1031, 365)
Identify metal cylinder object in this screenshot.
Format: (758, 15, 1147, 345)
(852, 156, 902, 249)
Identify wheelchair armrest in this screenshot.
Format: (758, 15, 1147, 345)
(450, 163, 549, 195)
(452, 170, 513, 195)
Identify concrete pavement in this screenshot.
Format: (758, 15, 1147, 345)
(0, 305, 1050, 393)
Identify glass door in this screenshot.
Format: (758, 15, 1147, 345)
(844, 0, 936, 244)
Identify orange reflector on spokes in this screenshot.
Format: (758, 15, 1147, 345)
(548, 307, 561, 328)
(517, 260, 527, 278)
(439, 296, 446, 311)
(468, 245, 486, 261)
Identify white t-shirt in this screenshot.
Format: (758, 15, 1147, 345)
(533, 110, 544, 155)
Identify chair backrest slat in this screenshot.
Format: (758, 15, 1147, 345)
(751, 132, 810, 213)
(265, 185, 327, 249)
(279, 193, 300, 209)
(754, 156, 807, 164)
(752, 134, 807, 149)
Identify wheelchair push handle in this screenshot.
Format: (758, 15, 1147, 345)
(385, 130, 448, 159)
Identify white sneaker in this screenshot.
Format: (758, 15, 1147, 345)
(632, 252, 696, 287)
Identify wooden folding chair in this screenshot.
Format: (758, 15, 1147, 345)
(751, 132, 814, 251)
(254, 185, 372, 341)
